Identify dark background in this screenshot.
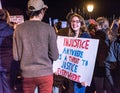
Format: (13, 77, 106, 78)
(1, 0, 120, 22)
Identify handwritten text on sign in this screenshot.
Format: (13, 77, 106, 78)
(53, 36, 99, 86)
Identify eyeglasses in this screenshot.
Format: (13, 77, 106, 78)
(71, 20, 80, 24)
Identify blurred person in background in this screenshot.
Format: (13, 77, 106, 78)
(0, 9, 14, 93)
(85, 19, 97, 93)
(13, 0, 59, 93)
(105, 19, 120, 93)
(92, 17, 112, 93)
(110, 19, 120, 40)
(87, 23, 97, 38)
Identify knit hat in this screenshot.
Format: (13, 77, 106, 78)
(28, 0, 48, 12)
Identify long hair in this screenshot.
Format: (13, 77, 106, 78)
(0, 9, 10, 22)
(67, 13, 88, 37)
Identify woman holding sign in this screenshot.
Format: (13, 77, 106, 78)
(56, 11, 91, 93)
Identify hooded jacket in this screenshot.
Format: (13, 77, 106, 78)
(0, 21, 14, 72)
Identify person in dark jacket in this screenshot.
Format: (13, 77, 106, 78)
(54, 11, 91, 93)
(93, 17, 112, 93)
(0, 9, 14, 93)
(105, 29, 120, 93)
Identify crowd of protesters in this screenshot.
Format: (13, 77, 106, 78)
(54, 11, 120, 93)
(0, 0, 120, 93)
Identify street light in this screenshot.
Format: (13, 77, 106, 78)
(87, 4, 94, 12)
(87, 4, 94, 18)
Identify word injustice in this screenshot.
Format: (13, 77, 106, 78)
(63, 38, 90, 49)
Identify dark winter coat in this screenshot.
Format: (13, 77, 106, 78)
(0, 20, 14, 93)
(0, 21, 14, 72)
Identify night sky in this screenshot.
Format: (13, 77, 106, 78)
(1, 0, 120, 22)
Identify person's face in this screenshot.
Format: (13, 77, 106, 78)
(70, 16, 81, 32)
(102, 20, 109, 29)
(95, 23, 101, 30)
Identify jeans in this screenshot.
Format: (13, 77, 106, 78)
(23, 75, 53, 93)
(0, 67, 11, 93)
(74, 82, 86, 93)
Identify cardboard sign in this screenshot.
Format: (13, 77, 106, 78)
(53, 36, 99, 86)
(10, 15, 24, 24)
